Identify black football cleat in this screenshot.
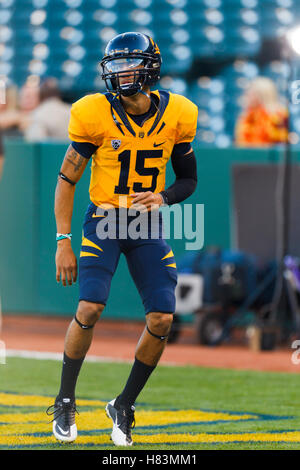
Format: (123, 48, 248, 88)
(105, 398, 135, 446)
(47, 397, 78, 443)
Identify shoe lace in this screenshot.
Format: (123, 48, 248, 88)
(46, 402, 79, 425)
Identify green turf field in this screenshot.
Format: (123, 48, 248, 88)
(0, 356, 299, 450)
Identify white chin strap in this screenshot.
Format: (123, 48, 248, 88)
(139, 90, 151, 99)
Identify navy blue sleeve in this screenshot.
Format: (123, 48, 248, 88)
(71, 141, 99, 159)
(171, 142, 192, 158)
(160, 149, 197, 205)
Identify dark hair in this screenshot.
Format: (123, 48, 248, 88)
(39, 78, 61, 102)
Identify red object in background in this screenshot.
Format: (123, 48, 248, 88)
(235, 104, 289, 147)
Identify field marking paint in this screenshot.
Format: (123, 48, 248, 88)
(1, 431, 300, 447)
(0, 392, 297, 448)
(0, 392, 106, 408)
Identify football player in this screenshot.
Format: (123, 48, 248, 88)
(47, 32, 198, 446)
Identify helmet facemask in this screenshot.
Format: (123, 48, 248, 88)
(101, 54, 160, 97)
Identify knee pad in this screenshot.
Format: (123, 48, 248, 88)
(146, 325, 168, 341)
(74, 314, 95, 330)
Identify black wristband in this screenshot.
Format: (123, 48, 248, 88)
(59, 172, 76, 186)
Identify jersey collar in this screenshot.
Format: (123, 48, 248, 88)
(105, 90, 170, 138)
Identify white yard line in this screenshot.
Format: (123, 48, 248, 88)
(5, 349, 179, 366)
(6, 349, 131, 363)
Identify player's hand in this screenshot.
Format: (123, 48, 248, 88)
(130, 192, 163, 212)
(55, 239, 78, 286)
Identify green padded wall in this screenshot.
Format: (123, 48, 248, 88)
(0, 140, 39, 312)
(0, 140, 294, 319)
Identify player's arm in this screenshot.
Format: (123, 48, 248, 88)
(160, 143, 197, 205)
(55, 143, 92, 286)
(158, 98, 198, 205)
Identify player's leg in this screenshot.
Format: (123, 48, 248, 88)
(105, 311, 173, 447)
(109, 312, 174, 411)
(47, 300, 104, 443)
(106, 236, 177, 446)
(136, 311, 173, 364)
(48, 211, 121, 442)
(57, 300, 105, 399)
(122, 237, 177, 404)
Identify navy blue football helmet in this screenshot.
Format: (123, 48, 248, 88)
(100, 32, 162, 97)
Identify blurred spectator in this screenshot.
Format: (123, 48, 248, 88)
(18, 76, 41, 132)
(0, 78, 40, 180)
(24, 78, 71, 141)
(235, 77, 288, 147)
(0, 85, 22, 181)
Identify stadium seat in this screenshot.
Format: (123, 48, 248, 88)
(160, 46, 193, 75)
(0, 0, 299, 145)
(222, 60, 259, 79)
(190, 26, 226, 57)
(158, 76, 188, 94)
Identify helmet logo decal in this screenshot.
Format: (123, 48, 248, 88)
(149, 37, 160, 54)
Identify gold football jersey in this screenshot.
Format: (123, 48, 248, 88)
(68, 90, 198, 208)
